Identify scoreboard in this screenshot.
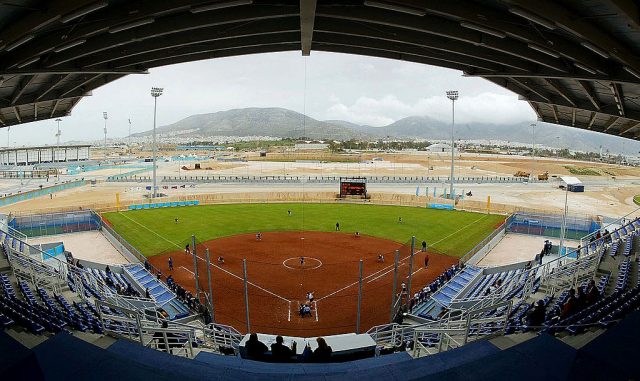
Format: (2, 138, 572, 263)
(340, 177, 367, 198)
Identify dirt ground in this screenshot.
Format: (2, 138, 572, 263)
(29, 231, 130, 265)
(149, 231, 456, 337)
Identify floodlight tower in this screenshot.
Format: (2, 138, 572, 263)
(128, 118, 132, 155)
(6, 126, 9, 148)
(446, 90, 459, 199)
(151, 87, 163, 198)
(102, 112, 108, 147)
(55, 118, 62, 146)
(530, 123, 536, 181)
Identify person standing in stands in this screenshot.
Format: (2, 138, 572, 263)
(270, 335, 297, 362)
(145, 288, 151, 299)
(313, 337, 333, 362)
(168, 257, 173, 271)
(245, 333, 269, 360)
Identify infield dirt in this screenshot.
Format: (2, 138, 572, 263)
(149, 231, 457, 336)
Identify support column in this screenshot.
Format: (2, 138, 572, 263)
(356, 259, 363, 334)
(406, 236, 416, 310)
(206, 248, 214, 323)
(191, 235, 199, 297)
(390, 249, 399, 322)
(243, 259, 250, 333)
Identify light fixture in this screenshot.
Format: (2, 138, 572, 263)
(190, 0, 253, 13)
(460, 22, 506, 38)
(580, 42, 609, 59)
(150, 86, 164, 199)
(53, 39, 87, 53)
(16, 56, 39, 68)
(574, 62, 596, 75)
(509, 7, 556, 30)
(109, 18, 155, 34)
(364, 1, 426, 16)
(528, 43, 560, 58)
(5, 34, 35, 51)
(60, 1, 109, 23)
(624, 66, 640, 80)
(151, 87, 164, 97)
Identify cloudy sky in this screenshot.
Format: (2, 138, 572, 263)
(10, 51, 537, 145)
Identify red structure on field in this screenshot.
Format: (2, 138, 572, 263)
(149, 231, 456, 337)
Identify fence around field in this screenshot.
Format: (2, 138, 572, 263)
(108, 174, 544, 185)
(9, 209, 101, 237)
(2, 188, 592, 219)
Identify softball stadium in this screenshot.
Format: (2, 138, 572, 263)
(1, 2, 640, 381)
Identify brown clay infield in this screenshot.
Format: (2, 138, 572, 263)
(149, 231, 457, 337)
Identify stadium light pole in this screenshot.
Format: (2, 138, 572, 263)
(530, 123, 536, 181)
(6, 126, 10, 148)
(151, 87, 163, 198)
(55, 118, 62, 147)
(102, 112, 108, 147)
(55, 118, 62, 163)
(128, 118, 132, 156)
(446, 90, 458, 199)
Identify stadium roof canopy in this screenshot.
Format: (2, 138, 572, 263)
(0, 0, 639, 139)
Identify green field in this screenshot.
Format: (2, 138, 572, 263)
(103, 203, 505, 258)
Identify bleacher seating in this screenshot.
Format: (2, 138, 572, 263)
(123, 264, 190, 319)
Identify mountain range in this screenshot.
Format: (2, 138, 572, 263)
(134, 107, 640, 154)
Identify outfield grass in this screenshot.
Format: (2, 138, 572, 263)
(103, 203, 505, 258)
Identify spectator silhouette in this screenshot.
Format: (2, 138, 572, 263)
(313, 337, 333, 362)
(245, 333, 269, 360)
(270, 335, 297, 362)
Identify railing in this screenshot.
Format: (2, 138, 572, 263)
(107, 174, 546, 185)
(97, 299, 196, 358)
(581, 206, 640, 248)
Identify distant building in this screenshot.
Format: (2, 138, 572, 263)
(427, 143, 456, 153)
(294, 143, 329, 151)
(0, 145, 91, 166)
(176, 145, 226, 151)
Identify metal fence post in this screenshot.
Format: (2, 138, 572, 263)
(390, 249, 399, 322)
(406, 236, 416, 310)
(243, 259, 250, 333)
(356, 259, 363, 334)
(206, 248, 214, 322)
(192, 235, 199, 297)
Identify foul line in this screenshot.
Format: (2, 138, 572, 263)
(117, 212, 291, 303)
(314, 301, 318, 322)
(179, 266, 194, 276)
(320, 215, 488, 300)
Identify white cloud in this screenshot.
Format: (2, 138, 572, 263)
(7, 51, 536, 145)
(325, 92, 535, 126)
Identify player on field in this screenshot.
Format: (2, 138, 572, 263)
(168, 257, 173, 271)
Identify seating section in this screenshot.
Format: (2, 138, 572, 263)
(123, 264, 190, 319)
(430, 266, 481, 306)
